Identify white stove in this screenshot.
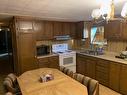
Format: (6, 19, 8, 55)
(52, 44, 76, 72)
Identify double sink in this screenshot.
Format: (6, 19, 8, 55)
(79, 49, 104, 56)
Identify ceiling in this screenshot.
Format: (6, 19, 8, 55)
(0, 0, 126, 21)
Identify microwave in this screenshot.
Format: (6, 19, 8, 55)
(37, 45, 50, 56)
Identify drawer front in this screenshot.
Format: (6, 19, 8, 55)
(38, 57, 49, 63)
(96, 65, 109, 73)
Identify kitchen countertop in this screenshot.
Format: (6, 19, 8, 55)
(37, 53, 58, 59)
(77, 50, 127, 65)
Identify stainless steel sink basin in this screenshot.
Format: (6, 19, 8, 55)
(80, 49, 104, 56)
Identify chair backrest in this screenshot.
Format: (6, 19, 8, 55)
(88, 79, 99, 95)
(75, 74, 84, 83)
(3, 78, 16, 93)
(59, 66, 65, 72)
(7, 73, 17, 85)
(63, 68, 69, 74)
(5, 92, 13, 95)
(83, 76, 91, 87)
(66, 70, 73, 77)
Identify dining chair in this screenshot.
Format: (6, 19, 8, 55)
(3, 78, 16, 93)
(63, 68, 69, 74)
(5, 92, 13, 95)
(75, 74, 84, 83)
(88, 79, 99, 95)
(3, 77, 21, 95)
(83, 76, 91, 87)
(59, 66, 65, 72)
(66, 70, 73, 77)
(7, 73, 17, 86)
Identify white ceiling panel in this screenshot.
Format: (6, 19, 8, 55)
(0, 0, 126, 21)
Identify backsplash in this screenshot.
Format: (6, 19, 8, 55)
(36, 40, 127, 53)
(105, 40, 127, 53)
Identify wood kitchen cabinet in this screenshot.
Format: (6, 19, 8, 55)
(34, 20, 45, 41)
(38, 56, 59, 69)
(53, 22, 63, 36)
(48, 56, 59, 69)
(62, 22, 71, 35)
(76, 54, 87, 75)
(104, 20, 122, 40)
(70, 23, 76, 38)
(44, 21, 53, 39)
(121, 21, 127, 40)
(120, 64, 127, 95)
(109, 62, 121, 92)
(12, 17, 38, 74)
(96, 59, 109, 86)
(18, 31, 38, 74)
(76, 22, 84, 39)
(76, 54, 96, 78)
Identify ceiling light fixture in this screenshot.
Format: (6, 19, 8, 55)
(91, 0, 127, 22)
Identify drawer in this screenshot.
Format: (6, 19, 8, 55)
(97, 60, 109, 68)
(38, 57, 49, 63)
(96, 71, 109, 80)
(96, 65, 109, 73)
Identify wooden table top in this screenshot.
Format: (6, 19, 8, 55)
(17, 68, 88, 95)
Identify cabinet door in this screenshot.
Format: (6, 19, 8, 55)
(62, 22, 71, 35)
(70, 23, 76, 38)
(44, 21, 53, 39)
(38, 57, 49, 68)
(104, 20, 122, 40)
(18, 31, 37, 74)
(122, 21, 127, 40)
(76, 22, 84, 39)
(48, 56, 59, 69)
(86, 59, 96, 79)
(96, 59, 109, 86)
(109, 62, 120, 92)
(76, 54, 87, 75)
(34, 21, 45, 41)
(16, 18, 33, 30)
(120, 65, 127, 95)
(53, 22, 63, 36)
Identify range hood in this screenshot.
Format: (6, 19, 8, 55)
(54, 35, 71, 40)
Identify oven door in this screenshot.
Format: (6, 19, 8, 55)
(59, 53, 76, 67)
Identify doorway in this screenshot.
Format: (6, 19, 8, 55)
(0, 26, 13, 74)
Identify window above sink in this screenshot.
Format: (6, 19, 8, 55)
(91, 26, 107, 45)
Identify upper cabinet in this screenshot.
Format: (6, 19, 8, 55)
(70, 23, 76, 39)
(44, 21, 53, 39)
(76, 22, 84, 39)
(62, 22, 71, 35)
(53, 22, 63, 36)
(104, 20, 127, 40)
(34, 21, 53, 40)
(34, 20, 45, 41)
(104, 20, 122, 40)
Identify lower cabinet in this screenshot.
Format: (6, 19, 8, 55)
(76, 54, 96, 79)
(119, 65, 127, 95)
(38, 56, 59, 69)
(76, 53, 127, 95)
(109, 62, 120, 92)
(96, 59, 109, 86)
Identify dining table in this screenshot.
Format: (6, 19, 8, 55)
(17, 68, 88, 95)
